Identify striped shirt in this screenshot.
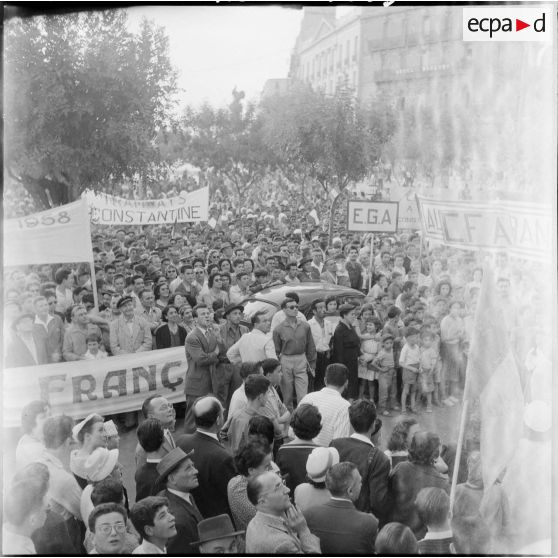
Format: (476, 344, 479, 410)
(298, 387, 351, 447)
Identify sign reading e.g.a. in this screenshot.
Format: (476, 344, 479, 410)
(347, 200, 398, 233)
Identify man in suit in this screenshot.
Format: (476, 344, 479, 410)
(176, 396, 236, 519)
(109, 296, 152, 355)
(330, 399, 391, 526)
(183, 304, 220, 434)
(135, 394, 177, 468)
(155, 448, 204, 555)
(5, 313, 49, 368)
(33, 296, 64, 363)
(303, 461, 378, 554)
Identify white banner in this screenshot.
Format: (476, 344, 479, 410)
(397, 196, 421, 230)
(4, 198, 93, 267)
(347, 200, 399, 233)
(416, 196, 553, 261)
(2, 348, 187, 428)
(84, 187, 209, 225)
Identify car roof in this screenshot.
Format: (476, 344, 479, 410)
(242, 282, 365, 307)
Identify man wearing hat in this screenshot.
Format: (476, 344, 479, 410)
(215, 304, 249, 408)
(5, 313, 49, 368)
(154, 448, 203, 554)
(109, 296, 152, 356)
(193, 514, 244, 554)
(297, 257, 319, 282)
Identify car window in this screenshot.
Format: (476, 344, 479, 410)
(242, 299, 278, 322)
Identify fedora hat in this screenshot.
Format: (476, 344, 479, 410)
(191, 514, 244, 546)
(153, 448, 194, 493)
(223, 303, 244, 318)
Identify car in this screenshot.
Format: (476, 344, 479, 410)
(240, 282, 365, 327)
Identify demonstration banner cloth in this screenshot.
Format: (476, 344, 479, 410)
(84, 187, 209, 225)
(415, 196, 553, 262)
(4, 198, 93, 267)
(3, 347, 187, 428)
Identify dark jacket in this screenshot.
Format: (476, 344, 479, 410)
(184, 327, 219, 398)
(33, 315, 65, 361)
(176, 431, 236, 519)
(158, 489, 203, 555)
(4, 333, 49, 368)
(330, 436, 391, 525)
(304, 498, 378, 555)
(389, 461, 450, 539)
(155, 323, 187, 349)
(331, 321, 360, 399)
(135, 462, 159, 502)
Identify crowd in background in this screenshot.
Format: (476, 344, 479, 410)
(3, 182, 552, 555)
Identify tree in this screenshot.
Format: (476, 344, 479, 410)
(179, 89, 273, 203)
(260, 84, 396, 197)
(5, 9, 178, 209)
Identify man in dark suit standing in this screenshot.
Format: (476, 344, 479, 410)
(5, 313, 49, 368)
(154, 448, 203, 555)
(176, 396, 236, 519)
(330, 399, 391, 526)
(184, 305, 220, 434)
(303, 461, 378, 554)
(135, 394, 177, 468)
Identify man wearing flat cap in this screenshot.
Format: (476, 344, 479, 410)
(109, 296, 152, 355)
(154, 448, 204, 554)
(214, 304, 249, 408)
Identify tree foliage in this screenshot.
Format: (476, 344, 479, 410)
(260, 84, 397, 195)
(178, 89, 273, 203)
(5, 9, 178, 209)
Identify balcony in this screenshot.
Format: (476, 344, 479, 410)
(373, 62, 464, 82)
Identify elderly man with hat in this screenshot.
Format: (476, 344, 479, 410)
(153, 448, 204, 554)
(297, 256, 319, 282)
(109, 295, 152, 355)
(193, 514, 244, 554)
(4, 312, 49, 368)
(213, 303, 249, 408)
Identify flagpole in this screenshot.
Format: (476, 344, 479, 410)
(449, 398, 469, 511)
(368, 233, 374, 293)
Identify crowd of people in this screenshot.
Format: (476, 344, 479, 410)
(4, 185, 552, 555)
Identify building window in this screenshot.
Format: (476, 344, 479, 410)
(346, 40, 350, 64)
(353, 71, 357, 87)
(353, 36, 358, 61)
(399, 50, 407, 70)
(423, 15, 431, 38)
(399, 96, 405, 110)
(383, 17, 390, 39)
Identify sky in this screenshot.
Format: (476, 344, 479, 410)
(127, 5, 306, 110)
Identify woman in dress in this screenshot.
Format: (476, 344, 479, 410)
(331, 304, 361, 400)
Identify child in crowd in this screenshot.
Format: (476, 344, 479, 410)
(415, 487, 454, 555)
(358, 319, 381, 401)
(399, 326, 421, 413)
(419, 330, 439, 412)
(84, 334, 107, 360)
(372, 333, 399, 416)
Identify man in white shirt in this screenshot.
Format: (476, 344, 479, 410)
(229, 272, 252, 304)
(298, 363, 351, 447)
(307, 298, 333, 392)
(227, 311, 277, 363)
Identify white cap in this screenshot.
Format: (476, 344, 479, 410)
(306, 447, 340, 482)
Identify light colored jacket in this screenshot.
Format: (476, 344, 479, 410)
(109, 315, 152, 355)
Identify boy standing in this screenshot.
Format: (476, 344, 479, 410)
(372, 334, 399, 416)
(415, 487, 455, 555)
(399, 326, 421, 413)
(419, 331, 439, 412)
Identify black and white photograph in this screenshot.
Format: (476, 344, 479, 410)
(2, 2, 555, 555)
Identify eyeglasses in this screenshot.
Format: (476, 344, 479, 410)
(97, 522, 127, 536)
(260, 476, 288, 499)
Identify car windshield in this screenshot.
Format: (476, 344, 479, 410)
(242, 299, 278, 322)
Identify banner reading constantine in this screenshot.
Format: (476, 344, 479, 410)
(3, 347, 187, 428)
(84, 187, 209, 225)
(415, 195, 553, 262)
(4, 198, 93, 267)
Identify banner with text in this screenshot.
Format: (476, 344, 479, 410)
(415, 196, 553, 262)
(347, 200, 399, 233)
(3, 347, 187, 428)
(84, 187, 209, 225)
(397, 196, 421, 230)
(4, 198, 93, 267)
